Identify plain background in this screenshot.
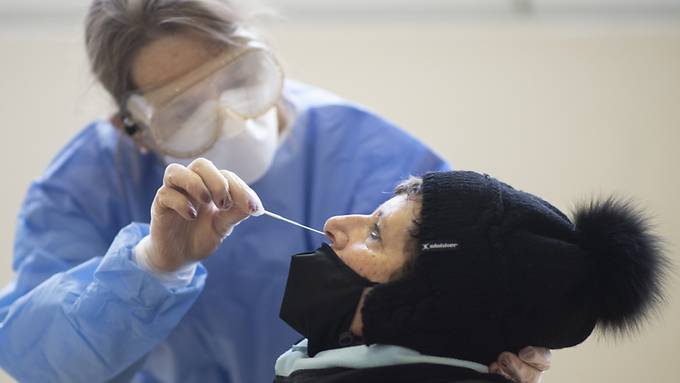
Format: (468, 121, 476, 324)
(1, 2, 679, 382)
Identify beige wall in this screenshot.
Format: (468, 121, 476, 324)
(1, 18, 679, 383)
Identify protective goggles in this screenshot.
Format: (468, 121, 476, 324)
(121, 40, 284, 158)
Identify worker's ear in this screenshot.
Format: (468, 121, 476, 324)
(109, 113, 125, 130)
(109, 113, 150, 154)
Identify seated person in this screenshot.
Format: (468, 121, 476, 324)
(274, 171, 668, 383)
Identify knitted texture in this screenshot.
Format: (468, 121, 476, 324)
(362, 171, 667, 365)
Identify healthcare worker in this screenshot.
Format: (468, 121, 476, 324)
(0, 1, 549, 382)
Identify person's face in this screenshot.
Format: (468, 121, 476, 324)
(127, 31, 285, 154)
(323, 194, 420, 283)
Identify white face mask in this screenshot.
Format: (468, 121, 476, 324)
(164, 107, 279, 185)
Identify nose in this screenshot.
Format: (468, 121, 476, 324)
(324, 216, 347, 249)
(323, 214, 367, 250)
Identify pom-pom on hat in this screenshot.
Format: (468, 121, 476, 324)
(362, 171, 668, 365)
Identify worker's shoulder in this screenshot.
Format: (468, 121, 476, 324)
(287, 81, 422, 144)
(38, 119, 123, 183)
(284, 79, 347, 107)
(284, 80, 397, 129)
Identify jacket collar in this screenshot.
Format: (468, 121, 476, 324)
(275, 339, 488, 378)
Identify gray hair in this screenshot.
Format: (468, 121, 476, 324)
(390, 176, 423, 281)
(394, 176, 423, 200)
(85, 0, 255, 105)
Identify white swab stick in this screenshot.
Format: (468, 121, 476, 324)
(261, 210, 326, 235)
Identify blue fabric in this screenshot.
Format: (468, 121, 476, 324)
(0, 81, 449, 383)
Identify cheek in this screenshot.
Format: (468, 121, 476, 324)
(339, 244, 396, 283)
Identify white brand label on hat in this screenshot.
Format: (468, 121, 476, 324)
(421, 242, 459, 251)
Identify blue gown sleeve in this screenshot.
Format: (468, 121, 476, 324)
(0, 125, 206, 382)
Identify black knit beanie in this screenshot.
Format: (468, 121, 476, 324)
(361, 171, 668, 365)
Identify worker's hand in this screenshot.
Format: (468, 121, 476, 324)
(489, 347, 551, 383)
(142, 158, 263, 272)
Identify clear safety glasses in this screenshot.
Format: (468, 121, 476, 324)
(122, 41, 284, 158)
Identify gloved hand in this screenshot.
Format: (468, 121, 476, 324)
(138, 158, 263, 272)
(489, 347, 551, 383)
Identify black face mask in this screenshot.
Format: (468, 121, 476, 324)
(280, 243, 377, 356)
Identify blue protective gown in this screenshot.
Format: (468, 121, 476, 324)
(0, 81, 449, 383)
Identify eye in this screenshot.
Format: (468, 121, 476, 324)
(369, 223, 381, 241)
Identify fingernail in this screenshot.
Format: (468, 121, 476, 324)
(248, 199, 261, 216)
(245, 190, 264, 216)
(519, 348, 535, 361)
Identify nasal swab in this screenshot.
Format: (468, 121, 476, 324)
(261, 210, 326, 236)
